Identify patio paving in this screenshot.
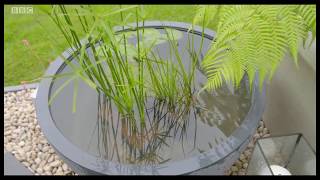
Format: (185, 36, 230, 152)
(4, 151, 33, 175)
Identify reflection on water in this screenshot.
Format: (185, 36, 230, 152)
(93, 79, 251, 165)
(196, 81, 251, 136)
(49, 28, 251, 165)
(95, 94, 196, 164)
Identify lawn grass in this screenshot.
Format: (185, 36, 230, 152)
(4, 5, 215, 86)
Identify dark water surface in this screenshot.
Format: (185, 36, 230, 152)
(49, 28, 251, 165)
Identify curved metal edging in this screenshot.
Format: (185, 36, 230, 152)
(36, 21, 266, 175)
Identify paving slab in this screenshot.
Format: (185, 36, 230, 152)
(4, 151, 33, 175)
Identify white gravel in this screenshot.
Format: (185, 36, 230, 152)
(4, 89, 75, 175)
(226, 119, 271, 175)
(4, 88, 270, 176)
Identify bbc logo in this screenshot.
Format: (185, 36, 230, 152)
(11, 6, 33, 14)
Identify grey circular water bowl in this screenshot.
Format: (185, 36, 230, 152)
(36, 21, 266, 175)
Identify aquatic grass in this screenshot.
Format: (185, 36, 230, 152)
(144, 51, 180, 108)
(44, 5, 209, 140)
(135, 6, 146, 129)
(47, 6, 138, 123)
(163, 28, 200, 107)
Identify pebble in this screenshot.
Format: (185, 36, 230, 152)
(243, 163, 248, 169)
(56, 167, 64, 175)
(4, 130, 12, 136)
(253, 133, 260, 139)
(247, 142, 255, 149)
(234, 160, 242, 169)
(43, 165, 52, 172)
(239, 154, 246, 161)
(34, 158, 41, 164)
(244, 150, 251, 157)
(39, 160, 47, 168)
(13, 128, 22, 134)
(23, 145, 32, 152)
(263, 134, 271, 138)
(6, 144, 13, 152)
(17, 149, 25, 158)
(42, 146, 49, 152)
(36, 168, 43, 174)
(50, 160, 61, 168)
(31, 164, 38, 170)
(18, 141, 25, 147)
(62, 164, 69, 171)
(49, 149, 55, 154)
(231, 166, 238, 172)
(47, 156, 54, 163)
(259, 121, 264, 128)
(4, 114, 10, 120)
(52, 167, 57, 174)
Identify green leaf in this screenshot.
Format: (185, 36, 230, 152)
(72, 78, 79, 113)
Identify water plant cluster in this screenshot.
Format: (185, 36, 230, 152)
(46, 5, 205, 136)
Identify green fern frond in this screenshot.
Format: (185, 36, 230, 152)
(278, 5, 308, 66)
(297, 5, 316, 47)
(194, 5, 316, 92)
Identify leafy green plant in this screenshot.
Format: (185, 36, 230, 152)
(193, 5, 316, 91)
(44, 5, 203, 136)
